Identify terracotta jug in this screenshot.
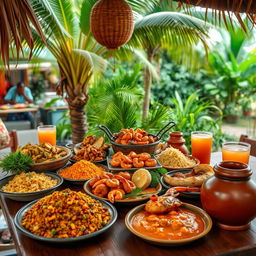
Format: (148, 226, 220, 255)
(167, 131, 188, 155)
(201, 161, 256, 231)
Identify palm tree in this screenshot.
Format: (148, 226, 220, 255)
(30, 0, 210, 143)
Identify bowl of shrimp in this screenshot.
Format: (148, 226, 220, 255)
(83, 172, 162, 205)
(107, 152, 162, 172)
(98, 122, 176, 154)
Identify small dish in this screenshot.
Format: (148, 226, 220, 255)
(159, 156, 200, 171)
(57, 163, 108, 185)
(125, 203, 212, 246)
(14, 198, 117, 243)
(160, 170, 200, 198)
(30, 146, 71, 172)
(0, 173, 63, 201)
(84, 180, 162, 205)
(107, 155, 162, 172)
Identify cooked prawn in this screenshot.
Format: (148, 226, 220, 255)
(120, 160, 133, 169)
(93, 184, 109, 197)
(121, 155, 133, 164)
(108, 189, 125, 203)
(138, 153, 151, 161)
(128, 151, 137, 159)
(92, 179, 109, 188)
(133, 158, 144, 168)
(110, 158, 121, 167)
(105, 178, 120, 188)
(89, 176, 101, 187)
(145, 159, 157, 167)
(117, 171, 131, 180)
(113, 152, 124, 158)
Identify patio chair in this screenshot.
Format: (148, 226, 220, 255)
(239, 135, 256, 157)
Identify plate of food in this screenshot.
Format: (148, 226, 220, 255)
(98, 122, 176, 154)
(125, 188, 212, 246)
(19, 143, 71, 171)
(160, 165, 215, 198)
(84, 169, 162, 204)
(14, 189, 117, 243)
(0, 172, 63, 201)
(107, 151, 161, 172)
(156, 147, 200, 170)
(70, 135, 110, 164)
(0, 105, 10, 110)
(57, 160, 108, 185)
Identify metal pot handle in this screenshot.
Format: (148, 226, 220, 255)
(155, 121, 176, 140)
(98, 125, 115, 141)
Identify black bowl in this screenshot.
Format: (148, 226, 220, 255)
(0, 173, 63, 201)
(14, 197, 117, 243)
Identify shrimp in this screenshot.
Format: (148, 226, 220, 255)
(117, 171, 131, 180)
(93, 184, 109, 198)
(92, 179, 109, 188)
(134, 133, 143, 141)
(145, 159, 157, 167)
(110, 158, 121, 167)
(113, 175, 135, 193)
(105, 178, 120, 188)
(120, 160, 133, 169)
(108, 189, 125, 203)
(133, 158, 144, 168)
(128, 151, 137, 159)
(89, 176, 101, 187)
(113, 152, 124, 158)
(148, 136, 155, 143)
(121, 155, 133, 164)
(163, 165, 214, 187)
(141, 136, 149, 142)
(138, 153, 151, 161)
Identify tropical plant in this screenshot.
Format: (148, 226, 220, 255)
(170, 91, 223, 151)
(56, 111, 72, 143)
(29, 0, 211, 143)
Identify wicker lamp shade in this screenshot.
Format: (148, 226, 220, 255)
(90, 0, 134, 50)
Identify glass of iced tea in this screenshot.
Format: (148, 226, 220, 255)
(191, 131, 213, 164)
(38, 125, 56, 145)
(222, 142, 251, 164)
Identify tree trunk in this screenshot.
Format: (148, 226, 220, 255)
(142, 49, 155, 121)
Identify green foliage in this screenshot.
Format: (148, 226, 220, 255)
(56, 111, 71, 141)
(0, 152, 33, 174)
(30, 74, 45, 101)
(170, 91, 223, 151)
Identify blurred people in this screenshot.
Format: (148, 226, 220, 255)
(4, 82, 33, 104)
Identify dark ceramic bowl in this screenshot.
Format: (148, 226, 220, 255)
(160, 170, 200, 198)
(125, 203, 212, 246)
(30, 146, 71, 172)
(0, 173, 63, 201)
(14, 197, 117, 243)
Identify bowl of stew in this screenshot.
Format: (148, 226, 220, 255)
(125, 203, 212, 246)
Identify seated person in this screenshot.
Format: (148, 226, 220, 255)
(4, 82, 34, 126)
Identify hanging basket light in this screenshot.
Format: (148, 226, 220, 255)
(90, 0, 134, 50)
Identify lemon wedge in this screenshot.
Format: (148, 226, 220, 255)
(132, 168, 152, 189)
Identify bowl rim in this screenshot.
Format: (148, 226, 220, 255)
(125, 203, 212, 245)
(32, 146, 71, 166)
(158, 156, 200, 170)
(57, 163, 108, 183)
(84, 180, 162, 203)
(14, 196, 118, 243)
(0, 172, 63, 196)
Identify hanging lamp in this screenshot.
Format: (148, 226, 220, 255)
(90, 0, 134, 50)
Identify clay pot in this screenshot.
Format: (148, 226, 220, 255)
(201, 161, 256, 231)
(167, 131, 189, 155)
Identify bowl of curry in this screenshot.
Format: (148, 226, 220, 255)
(125, 203, 212, 246)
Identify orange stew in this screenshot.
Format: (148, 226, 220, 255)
(132, 208, 204, 240)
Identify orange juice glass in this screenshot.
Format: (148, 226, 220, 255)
(38, 125, 56, 145)
(222, 142, 250, 164)
(191, 131, 213, 164)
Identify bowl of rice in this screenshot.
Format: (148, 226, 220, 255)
(156, 147, 200, 170)
(0, 172, 63, 201)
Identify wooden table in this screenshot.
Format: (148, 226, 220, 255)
(0, 107, 39, 128)
(1, 153, 256, 256)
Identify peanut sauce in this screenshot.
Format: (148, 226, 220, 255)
(132, 208, 204, 240)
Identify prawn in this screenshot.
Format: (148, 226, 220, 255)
(121, 155, 133, 164)
(89, 176, 101, 187)
(110, 158, 121, 167)
(93, 184, 109, 197)
(108, 189, 125, 203)
(120, 160, 133, 169)
(117, 171, 131, 180)
(105, 178, 120, 188)
(92, 179, 109, 188)
(145, 159, 157, 167)
(128, 151, 137, 159)
(113, 152, 124, 158)
(138, 153, 151, 161)
(133, 158, 144, 168)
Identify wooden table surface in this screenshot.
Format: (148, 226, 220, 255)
(0, 107, 39, 114)
(1, 153, 256, 256)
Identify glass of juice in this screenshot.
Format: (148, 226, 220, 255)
(38, 125, 56, 145)
(191, 131, 213, 164)
(222, 142, 251, 164)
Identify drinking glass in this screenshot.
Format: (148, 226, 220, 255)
(222, 142, 251, 164)
(38, 125, 56, 145)
(191, 131, 213, 164)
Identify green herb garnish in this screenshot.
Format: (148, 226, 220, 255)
(149, 168, 167, 188)
(0, 151, 32, 174)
